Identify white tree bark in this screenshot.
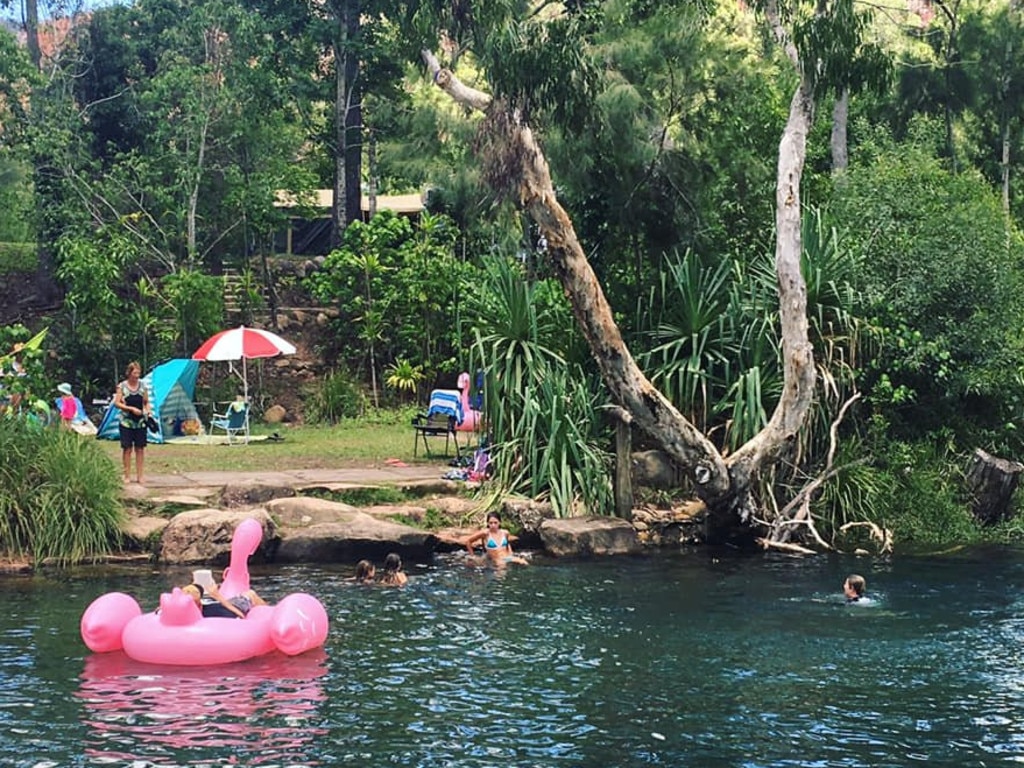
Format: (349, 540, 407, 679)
(422, 34, 818, 531)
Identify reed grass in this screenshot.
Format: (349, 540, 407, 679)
(0, 418, 123, 564)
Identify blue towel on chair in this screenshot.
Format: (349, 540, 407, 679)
(427, 389, 463, 424)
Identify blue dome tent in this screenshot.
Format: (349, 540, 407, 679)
(96, 359, 202, 444)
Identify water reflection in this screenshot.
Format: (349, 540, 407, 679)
(77, 650, 328, 766)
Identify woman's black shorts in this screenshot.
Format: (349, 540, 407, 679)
(119, 424, 147, 450)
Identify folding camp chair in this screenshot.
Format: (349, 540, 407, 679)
(411, 389, 462, 458)
(210, 401, 249, 444)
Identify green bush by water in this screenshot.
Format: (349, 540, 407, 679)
(868, 435, 980, 548)
(0, 418, 124, 564)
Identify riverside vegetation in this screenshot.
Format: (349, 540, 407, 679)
(3, 1, 1024, 562)
(0, 411, 477, 566)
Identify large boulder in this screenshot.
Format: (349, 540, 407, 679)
(539, 516, 642, 557)
(274, 514, 438, 563)
(158, 509, 276, 565)
(266, 496, 360, 527)
(263, 404, 287, 424)
(267, 497, 437, 562)
(631, 450, 681, 491)
(122, 515, 169, 550)
(500, 498, 554, 547)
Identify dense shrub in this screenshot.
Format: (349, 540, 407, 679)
(303, 369, 366, 424)
(0, 242, 37, 273)
(0, 418, 124, 564)
(865, 426, 980, 549)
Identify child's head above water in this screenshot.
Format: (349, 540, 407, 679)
(843, 574, 866, 600)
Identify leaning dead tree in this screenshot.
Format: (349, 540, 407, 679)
(421, 2, 842, 546)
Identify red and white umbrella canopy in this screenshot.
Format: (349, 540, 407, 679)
(192, 326, 296, 362)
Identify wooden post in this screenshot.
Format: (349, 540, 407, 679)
(606, 405, 634, 519)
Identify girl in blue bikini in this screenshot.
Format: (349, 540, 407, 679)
(463, 512, 528, 566)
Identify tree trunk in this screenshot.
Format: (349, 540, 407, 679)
(966, 448, 1024, 525)
(331, 0, 361, 249)
(332, 41, 346, 250)
(831, 88, 849, 174)
(343, 0, 362, 227)
(422, 49, 818, 538)
(24, 0, 42, 70)
(422, 51, 728, 500)
(1001, 118, 1010, 216)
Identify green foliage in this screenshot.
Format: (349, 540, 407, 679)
(0, 26, 37, 150)
(0, 242, 37, 273)
(385, 358, 425, 402)
(229, 268, 267, 326)
(54, 231, 224, 385)
(637, 211, 864, 458)
(0, 325, 49, 409)
(306, 485, 409, 507)
(468, 256, 574, 380)
(957, 3, 1024, 222)
(0, 418, 124, 564)
(416, 0, 601, 132)
(305, 209, 477, 382)
(860, 423, 980, 548)
(388, 506, 451, 531)
(304, 369, 366, 425)
(814, 421, 989, 552)
(0, 158, 35, 245)
(160, 269, 224, 354)
(486, 362, 613, 518)
(810, 438, 889, 539)
(829, 125, 1024, 451)
(790, 0, 892, 100)
(469, 257, 611, 517)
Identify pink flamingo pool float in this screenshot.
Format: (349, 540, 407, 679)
(80, 518, 329, 665)
(456, 371, 482, 433)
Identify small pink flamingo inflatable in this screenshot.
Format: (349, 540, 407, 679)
(80, 518, 329, 665)
(456, 371, 482, 432)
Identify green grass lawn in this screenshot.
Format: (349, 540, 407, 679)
(94, 415, 467, 475)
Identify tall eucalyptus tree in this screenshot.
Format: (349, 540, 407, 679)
(412, 0, 887, 546)
(959, 2, 1024, 217)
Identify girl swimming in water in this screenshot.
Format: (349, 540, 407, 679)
(463, 512, 528, 566)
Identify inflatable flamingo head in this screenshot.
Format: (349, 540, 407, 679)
(220, 517, 264, 598)
(159, 587, 203, 626)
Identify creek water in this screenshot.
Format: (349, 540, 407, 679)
(2, 547, 1024, 767)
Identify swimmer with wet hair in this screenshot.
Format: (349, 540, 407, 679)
(843, 574, 867, 603)
(353, 560, 375, 584)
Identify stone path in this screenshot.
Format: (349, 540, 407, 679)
(124, 465, 451, 500)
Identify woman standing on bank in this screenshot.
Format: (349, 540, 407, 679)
(113, 360, 151, 484)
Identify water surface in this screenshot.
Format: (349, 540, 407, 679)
(2, 548, 1023, 766)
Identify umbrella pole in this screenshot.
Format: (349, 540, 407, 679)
(243, 356, 250, 444)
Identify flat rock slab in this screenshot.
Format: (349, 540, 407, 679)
(147, 493, 218, 506)
(540, 516, 642, 557)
